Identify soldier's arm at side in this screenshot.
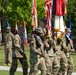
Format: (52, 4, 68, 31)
(14, 35, 24, 55)
(30, 38, 42, 55)
(10, 33, 14, 39)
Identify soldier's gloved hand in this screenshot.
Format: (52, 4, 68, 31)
(45, 43, 49, 47)
(71, 49, 75, 52)
(41, 54, 44, 57)
(54, 46, 58, 51)
(62, 43, 66, 48)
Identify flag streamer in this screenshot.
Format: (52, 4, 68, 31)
(22, 19, 28, 44)
(69, 19, 72, 39)
(14, 20, 18, 34)
(31, 0, 38, 30)
(0, 21, 2, 43)
(44, 0, 52, 37)
(6, 19, 10, 27)
(53, 0, 67, 38)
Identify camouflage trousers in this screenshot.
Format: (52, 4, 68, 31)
(4, 46, 12, 64)
(44, 51, 52, 75)
(9, 56, 28, 75)
(29, 57, 46, 75)
(66, 56, 74, 75)
(56, 51, 68, 75)
(49, 56, 60, 75)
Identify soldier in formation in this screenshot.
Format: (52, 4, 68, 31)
(63, 28, 75, 75)
(28, 18, 75, 75)
(5, 18, 74, 75)
(29, 28, 46, 75)
(9, 26, 28, 75)
(4, 26, 14, 65)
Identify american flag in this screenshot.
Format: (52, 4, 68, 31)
(44, 0, 52, 37)
(31, 0, 38, 30)
(22, 19, 28, 44)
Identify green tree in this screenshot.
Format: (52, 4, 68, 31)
(66, 0, 76, 40)
(0, 0, 76, 40)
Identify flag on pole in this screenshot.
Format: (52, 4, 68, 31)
(31, 0, 38, 30)
(54, 0, 67, 38)
(44, 0, 53, 37)
(14, 20, 18, 34)
(54, 15, 60, 32)
(6, 18, 10, 27)
(69, 19, 72, 39)
(0, 21, 2, 44)
(55, 0, 66, 16)
(22, 19, 28, 44)
(54, 16, 65, 38)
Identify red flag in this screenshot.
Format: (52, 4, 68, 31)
(55, 0, 66, 16)
(44, 0, 52, 37)
(22, 19, 28, 44)
(54, 0, 67, 38)
(31, 0, 38, 30)
(0, 21, 2, 43)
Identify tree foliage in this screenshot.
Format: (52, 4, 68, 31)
(0, 0, 76, 39)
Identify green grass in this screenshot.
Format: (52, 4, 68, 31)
(0, 70, 22, 75)
(0, 45, 30, 67)
(71, 52, 76, 72)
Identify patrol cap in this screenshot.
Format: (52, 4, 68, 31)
(35, 28, 43, 34)
(65, 28, 71, 33)
(18, 26, 24, 31)
(6, 26, 11, 29)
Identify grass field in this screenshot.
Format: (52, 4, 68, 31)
(0, 70, 22, 75)
(0, 45, 76, 75)
(0, 45, 30, 67)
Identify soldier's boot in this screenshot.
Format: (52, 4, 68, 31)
(67, 66, 74, 75)
(41, 70, 46, 75)
(46, 66, 52, 75)
(9, 68, 16, 75)
(67, 73, 72, 75)
(9, 63, 17, 75)
(53, 67, 60, 75)
(62, 73, 67, 75)
(67, 72, 72, 75)
(23, 65, 28, 75)
(29, 70, 38, 75)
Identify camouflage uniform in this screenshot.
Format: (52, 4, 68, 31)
(44, 41, 52, 75)
(63, 28, 74, 75)
(45, 37, 60, 75)
(55, 36, 68, 75)
(4, 27, 14, 64)
(39, 19, 51, 75)
(10, 26, 28, 75)
(51, 34, 68, 75)
(29, 28, 46, 75)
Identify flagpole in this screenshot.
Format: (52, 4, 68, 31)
(0, 19, 2, 45)
(31, 0, 38, 31)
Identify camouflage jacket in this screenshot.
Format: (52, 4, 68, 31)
(44, 37, 55, 57)
(13, 34, 24, 58)
(4, 32, 14, 48)
(29, 34, 43, 64)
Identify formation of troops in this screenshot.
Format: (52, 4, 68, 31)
(3, 18, 75, 75)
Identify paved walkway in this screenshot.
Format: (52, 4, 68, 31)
(0, 66, 76, 75)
